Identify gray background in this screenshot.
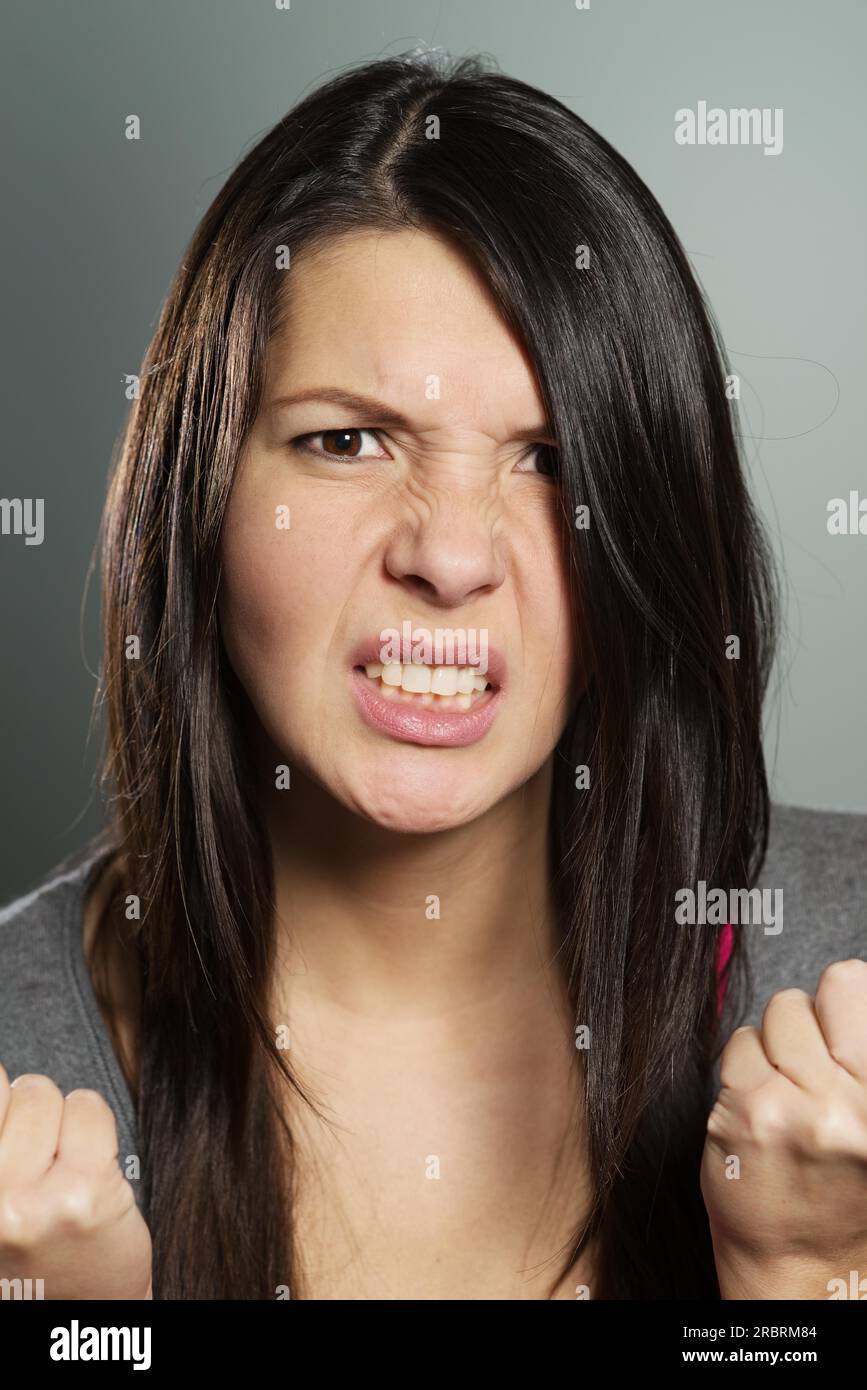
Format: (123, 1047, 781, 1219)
(1, 0, 865, 902)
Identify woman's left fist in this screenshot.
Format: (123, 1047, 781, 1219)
(701, 958, 867, 1299)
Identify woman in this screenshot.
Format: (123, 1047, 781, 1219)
(1, 51, 866, 1302)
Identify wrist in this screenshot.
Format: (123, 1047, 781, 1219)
(716, 1249, 857, 1301)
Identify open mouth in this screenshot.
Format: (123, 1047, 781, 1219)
(354, 661, 494, 710)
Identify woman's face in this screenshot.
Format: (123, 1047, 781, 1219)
(219, 228, 579, 834)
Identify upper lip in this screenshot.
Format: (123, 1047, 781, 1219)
(349, 633, 507, 689)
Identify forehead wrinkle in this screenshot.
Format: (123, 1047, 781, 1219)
(399, 425, 527, 461)
(360, 361, 549, 446)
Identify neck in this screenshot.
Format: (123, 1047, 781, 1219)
(261, 756, 565, 1021)
(256, 745, 590, 1300)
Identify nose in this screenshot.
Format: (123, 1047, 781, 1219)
(384, 502, 506, 610)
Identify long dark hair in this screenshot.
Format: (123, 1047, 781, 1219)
(89, 50, 777, 1298)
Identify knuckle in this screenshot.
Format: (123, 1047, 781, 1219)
(0, 1192, 32, 1249)
(706, 1101, 725, 1137)
(0, 1189, 49, 1249)
(55, 1177, 100, 1230)
(718, 1027, 756, 1083)
(811, 1098, 867, 1155)
(766, 987, 810, 1009)
(818, 958, 867, 989)
(10, 1074, 62, 1103)
(742, 1090, 791, 1146)
(761, 988, 809, 1028)
(63, 1088, 110, 1112)
(720, 1024, 754, 1055)
(722, 1026, 748, 1049)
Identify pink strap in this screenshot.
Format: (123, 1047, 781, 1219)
(716, 921, 734, 1016)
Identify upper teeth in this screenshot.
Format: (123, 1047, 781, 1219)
(365, 662, 489, 695)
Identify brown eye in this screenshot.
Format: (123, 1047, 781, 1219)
(533, 446, 559, 478)
(292, 428, 390, 462)
(321, 429, 363, 457)
(516, 445, 560, 479)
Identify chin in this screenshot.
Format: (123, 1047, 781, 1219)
(342, 768, 497, 836)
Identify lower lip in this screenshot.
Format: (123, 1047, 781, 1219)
(350, 669, 503, 747)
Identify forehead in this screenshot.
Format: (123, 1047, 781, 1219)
(266, 229, 546, 433)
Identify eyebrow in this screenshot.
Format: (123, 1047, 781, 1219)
(265, 387, 555, 444)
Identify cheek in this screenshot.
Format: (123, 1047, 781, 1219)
(218, 493, 335, 704)
(219, 472, 370, 646)
(515, 527, 579, 714)
(220, 525, 297, 665)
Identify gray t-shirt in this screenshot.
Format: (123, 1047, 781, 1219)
(0, 848, 143, 1211)
(0, 802, 865, 1229)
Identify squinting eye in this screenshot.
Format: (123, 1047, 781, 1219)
(516, 445, 560, 480)
(292, 428, 390, 461)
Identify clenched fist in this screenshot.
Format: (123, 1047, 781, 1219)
(0, 1063, 152, 1300)
(701, 958, 867, 1299)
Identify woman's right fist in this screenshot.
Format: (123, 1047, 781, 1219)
(0, 1063, 152, 1300)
